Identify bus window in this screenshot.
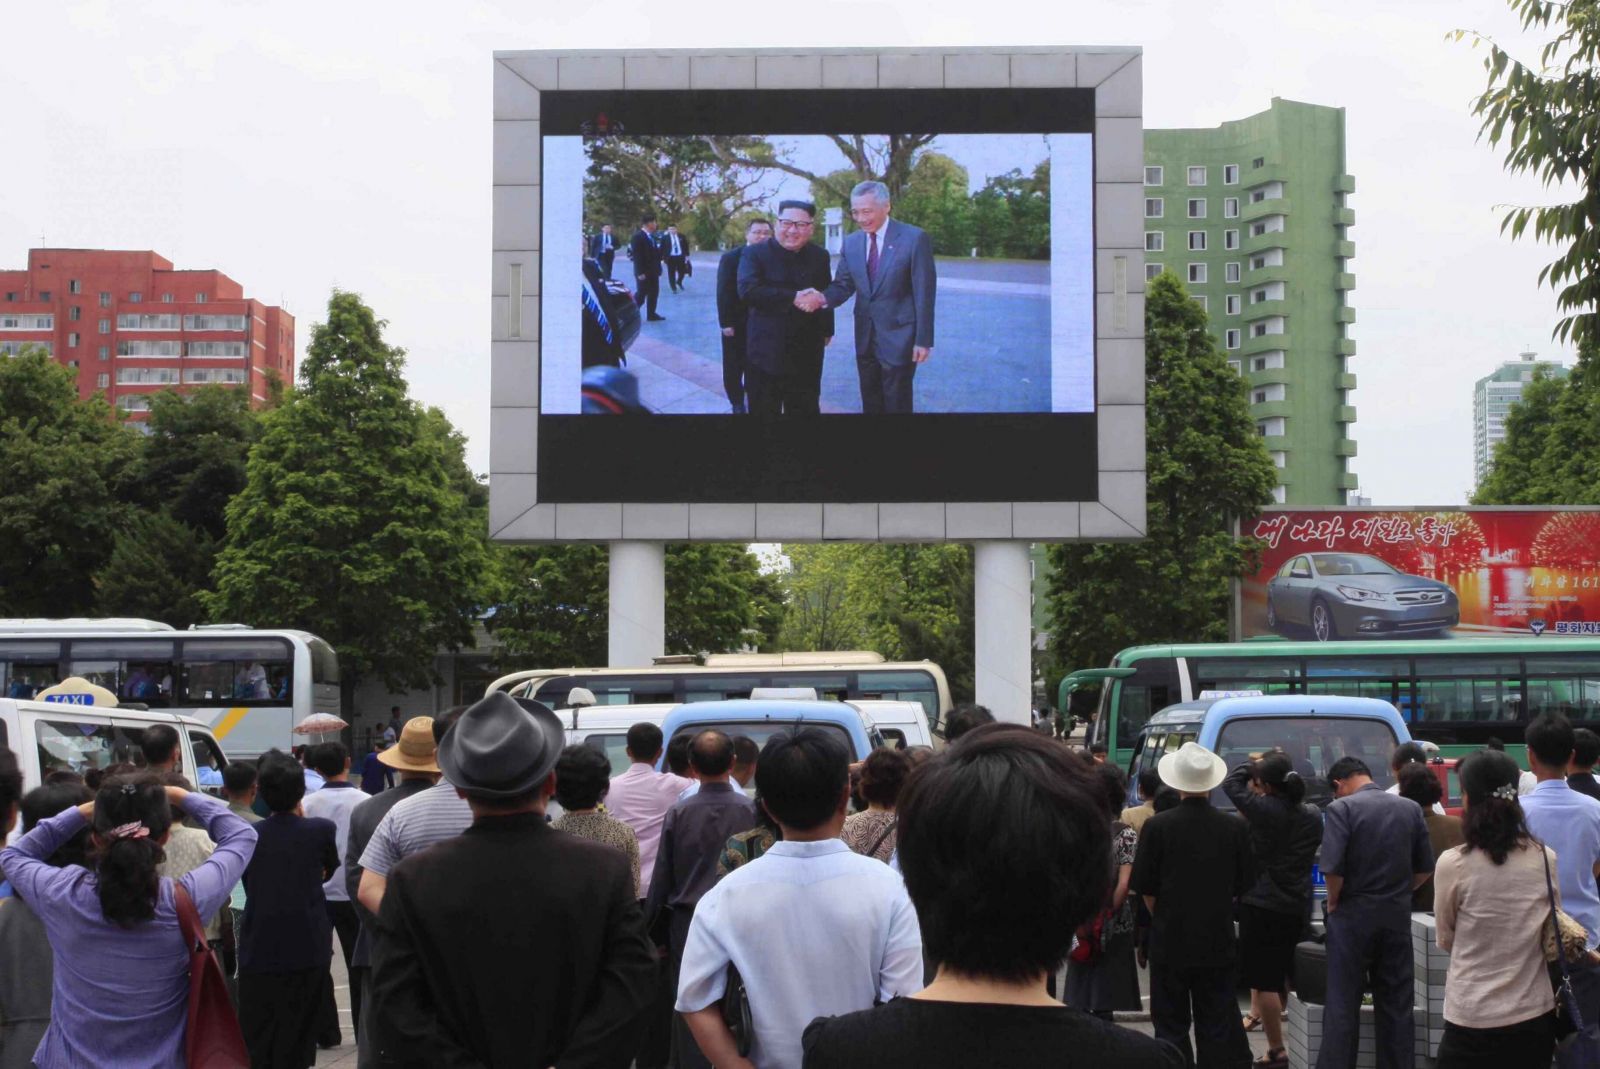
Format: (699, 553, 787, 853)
(1190, 658, 1303, 697)
(69, 641, 176, 707)
(182, 639, 293, 704)
(681, 677, 755, 703)
(2, 641, 61, 699)
(1112, 659, 1183, 752)
(308, 638, 340, 685)
(855, 671, 939, 720)
(534, 676, 675, 706)
(1414, 656, 1521, 724)
(773, 673, 851, 702)
(1303, 657, 1409, 708)
(1525, 656, 1600, 723)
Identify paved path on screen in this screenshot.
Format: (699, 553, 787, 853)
(617, 253, 1051, 415)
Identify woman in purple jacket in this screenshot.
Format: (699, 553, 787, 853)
(0, 771, 256, 1069)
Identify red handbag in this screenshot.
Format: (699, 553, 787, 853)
(173, 882, 250, 1069)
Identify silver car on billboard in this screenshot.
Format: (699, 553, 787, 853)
(1265, 552, 1459, 641)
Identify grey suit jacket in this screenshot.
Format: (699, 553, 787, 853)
(822, 218, 936, 367)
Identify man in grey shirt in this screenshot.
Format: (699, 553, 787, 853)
(1316, 756, 1433, 1069)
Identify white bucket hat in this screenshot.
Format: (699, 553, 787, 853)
(1158, 741, 1228, 794)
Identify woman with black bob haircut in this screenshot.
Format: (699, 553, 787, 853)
(552, 744, 641, 890)
(801, 724, 1183, 1068)
(1431, 749, 1557, 1069)
(0, 770, 256, 1067)
(1063, 762, 1141, 1021)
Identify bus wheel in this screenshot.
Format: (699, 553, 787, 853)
(1311, 599, 1337, 642)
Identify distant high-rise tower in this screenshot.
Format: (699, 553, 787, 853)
(1145, 98, 1357, 505)
(1474, 350, 1569, 487)
(0, 248, 294, 422)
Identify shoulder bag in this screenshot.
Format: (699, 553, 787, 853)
(173, 881, 250, 1069)
(722, 963, 754, 1057)
(1541, 845, 1591, 1054)
(864, 817, 898, 861)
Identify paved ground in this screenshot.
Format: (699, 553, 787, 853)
(619, 252, 1051, 414)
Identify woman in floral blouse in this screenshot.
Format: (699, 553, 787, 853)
(1064, 761, 1141, 1020)
(551, 746, 640, 890)
(842, 748, 912, 863)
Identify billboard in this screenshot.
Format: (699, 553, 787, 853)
(488, 49, 1147, 542)
(1239, 508, 1600, 641)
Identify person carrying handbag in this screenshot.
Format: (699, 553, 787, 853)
(1064, 763, 1141, 1021)
(0, 770, 257, 1069)
(1433, 749, 1562, 1068)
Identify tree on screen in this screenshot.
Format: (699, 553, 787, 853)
(585, 135, 777, 250)
(706, 133, 939, 206)
(0, 347, 137, 616)
(206, 291, 490, 714)
(1041, 273, 1276, 688)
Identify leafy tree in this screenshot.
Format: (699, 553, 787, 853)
(1455, 0, 1600, 349)
(666, 544, 786, 654)
(96, 511, 216, 629)
(0, 349, 137, 616)
(895, 152, 976, 256)
(708, 133, 941, 205)
(134, 386, 261, 539)
(585, 135, 777, 250)
(1043, 273, 1277, 679)
(206, 291, 490, 712)
(1473, 350, 1600, 503)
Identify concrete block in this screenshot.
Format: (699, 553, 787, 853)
(490, 251, 541, 299)
(1098, 471, 1146, 534)
(756, 54, 822, 89)
(688, 503, 756, 541)
(498, 54, 558, 91)
(624, 54, 690, 89)
(822, 503, 878, 540)
(489, 473, 540, 537)
(755, 503, 823, 541)
(1012, 502, 1079, 540)
(943, 52, 1010, 87)
(691, 55, 756, 89)
(1011, 52, 1075, 87)
(1080, 501, 1142, 540)
(1096, 290, 1144, 341)
(557, 54, 625, 90)
(1097, 404, 1145, 473)
(1095, 118, 1144, 184)
(493, 120, 540, 186)
(1078, 51, 1138, 88)
(821, 53, 877, 88)
(1097, 338, 1145, 406)
(492, 185, 540, 251)
(1095, 182, 1145, 253)
(945, 502, 1013, 539)
(490, 295, 540, 344)
(493, 61, 541, 120)
(490, 407, 537, 474)
(490, 341, 539, 409)
(494, 500, 557, 542)
(621, 503, 689, 539)
(878, 53, 943, 88)
(1092, 52, 1141, 117)
(1097, 248, 1145, 296)
(879, 503, 945, 541)
(554, 503, 622, 540)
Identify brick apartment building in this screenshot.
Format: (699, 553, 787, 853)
(0, 248, 293, 421)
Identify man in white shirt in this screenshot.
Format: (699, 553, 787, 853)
(301, 742, 368, 1045)
(676, 728, 923, 1069)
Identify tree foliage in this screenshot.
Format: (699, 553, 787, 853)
(133, 386, 262, 540)
(585, 135, 778, 251)
(97, 510, 217, 629)
(1455, 0, 1600, 350)
(206, 291, 490, 701)
(1043, 273, 1277, 682)
(0, 349, 137, 616)
(1473, 349, 1600, 503)
(778, 544, 975, 700)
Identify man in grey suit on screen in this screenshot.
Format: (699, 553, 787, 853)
(796, 180, 936, 414)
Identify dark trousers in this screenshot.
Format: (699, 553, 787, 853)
(316, 900, 360, 1045)
(1316, 910, 1413, 1069)
(241, 966, 325, 1069)
(636, 274, 660, 317)
(746, 358, 821, 416)
(721, 329, 747, 409)
(1559, 956, 1600, 1069)
(667, 907, 711, 1069)
(1148, 960, 1252, 1069)
(856, 349, 915, 414)
(666, 256, 687, 289)
(597, 249, 615, 278)
(1437, 1013, 1555, 1069)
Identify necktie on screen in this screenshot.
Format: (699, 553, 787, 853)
(867, 231, 880, 284)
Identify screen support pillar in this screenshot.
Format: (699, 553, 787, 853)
(973, 540, 1034, 725)
(609, 541, 665, 667)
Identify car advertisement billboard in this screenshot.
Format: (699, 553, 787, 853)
(1239, 508, 1600, 642)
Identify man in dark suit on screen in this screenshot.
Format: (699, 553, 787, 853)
(660, 224, 690, 292)
(715, 217, 773, 414)
(588, 223, 617, 279)
(630, 213, 666, 321)
(738, 201, 834, 416)
(798, 180, 937, 414)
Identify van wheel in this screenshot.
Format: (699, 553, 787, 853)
(1311, 599, 1337, 642)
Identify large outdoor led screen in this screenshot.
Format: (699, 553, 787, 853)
(535, 87, 1097, 503)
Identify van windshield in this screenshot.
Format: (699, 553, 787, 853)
(667, 721, 853, 755)
(1212, 716, 1400, 810)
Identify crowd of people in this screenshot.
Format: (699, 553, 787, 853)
(6, 698, 1600, 1068)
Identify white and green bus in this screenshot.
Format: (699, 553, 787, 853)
(1063, 636, 1600, 769)
(0, 619, 341, 759)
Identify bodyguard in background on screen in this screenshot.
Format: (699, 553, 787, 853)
(632, 212, 666, 322)
(716, 218, 773, 414)
(800, 180, 936, 414)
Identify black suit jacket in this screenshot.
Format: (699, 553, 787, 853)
(736, 240, 835, 375)
(716, 246, 747, 331)
(369, 812, 656, 1069)
(239, 813, 339, 974)
(629, 229, 662, 278)
(345, 778, 434, 968)
(589, 232, 617, 259)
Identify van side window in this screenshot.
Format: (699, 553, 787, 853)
(583, 733, 633, 777)
(36, 720, 145, 778)
(187, 730, 227, 790)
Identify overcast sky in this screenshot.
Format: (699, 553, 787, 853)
(1, 0, 1575, 506)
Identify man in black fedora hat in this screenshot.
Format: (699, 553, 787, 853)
(366, 692, 657, 1067)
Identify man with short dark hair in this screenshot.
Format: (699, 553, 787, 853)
(943, 703, 994, 743)
(730, 734, 759, 790)
(590, 222, 618, 279)
(304, 741, 365, 1043)
(223, 763, 261, 824)
(716, 218, 773, 413)
(738, 199, 834, 416)
(632, 212, 666, 321)
(1522, 713, 1600, 1067)
(677, 729, 922, 1068)
(1315, 756, 1433, 1069)
(1570, 727, 1600, 802)
(661, 223, 689, 292)
(646, 730, 757, 1069)
(140, 724, 180, 773)
(1121, 768, 1163, 834)
(368, 693, 656, 1066)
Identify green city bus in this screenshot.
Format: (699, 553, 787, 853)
(1061, 637, 1600, 769)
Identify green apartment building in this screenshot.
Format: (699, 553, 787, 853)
(1143, 98, 1357, 505)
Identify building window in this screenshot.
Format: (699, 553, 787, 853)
(1250, 222, 1267, 237)
(1252, 323, 1269, 337)
(96, 373, 109, 388)
(99, 292, 112, 307)
(1223, 164, 1240, 184)
(1145, 231, 1164, 252)
(1145, 198, 1164, 219)
(67, 332, 79, 348)
(39, 291, 51, 302)
(1224, 230, 1240, 250)
(117, 341, 183, 357)
(1224, 197, 1239, 218)
(185, 341, 248, 357)
(1144, 166, 1163, 186)
(195, 293, 208, 304)
(1228, 359, 1243, 374)
(1145, 263, 1163, 281)
(1252, 288, 1269, 303)
(1252, 357, 1269, 371)
(1225, 263, 1241, 283)
(98, 346, 109, 361)
(1188, 231, 1207, 251)
(1225, 329, 1241, 349)
(128, 292, 143, 303)
(1250, 255, 1267, 270)
(1187, 166, 1207, 185)
(98, 318, 110, 334)
(68, 306, 80, 321)
(184, 315, 247, 332)
(68, 279, 81, 294)
(161, 293, 174, 303)
(2, 293, 13, 301)
(1226, 294, 1241, 315)
(1253, 389, 1268, 404)
(1188, 263, 1207, 284)
(1251, 189, 1267, 204)
(1252, 156, 1265, 168)
(1193, 295, 1208, 312)
(1187, 198, 1206, 219)
(117, 314, 182, 331)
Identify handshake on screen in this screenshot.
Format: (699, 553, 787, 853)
(793, 289, 827, 313)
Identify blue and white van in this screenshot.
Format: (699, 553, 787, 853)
(656, 699, 882, 767)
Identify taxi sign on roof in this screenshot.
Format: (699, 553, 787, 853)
(35, 677, 119, 707)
